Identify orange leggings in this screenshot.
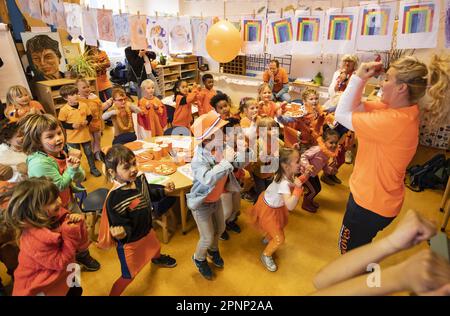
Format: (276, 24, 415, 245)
(263, 230, 285, 257)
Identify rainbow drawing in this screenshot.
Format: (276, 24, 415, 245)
(402, 4, 435, 34)
(243, 20, 262, 42)
(361, 8, 390, 36)
(271, 18, 293, 44)
(296, 17, 320, 41)
(327, 15, 353, 40)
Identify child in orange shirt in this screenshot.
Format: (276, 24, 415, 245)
(76, 78, 113, 161)
(249, 147, 304, 272)
(3, 177, 88, 296)
(172, 80, 199, 128)
(58, 85, 101, 177)
(136, 79, 165, 139)
(196, 74, 215, 116)
(239, 97, 259, 138)
(102, 87, 142, 145)
(5, 85, 44, 122)
(257, 83, 280, 118)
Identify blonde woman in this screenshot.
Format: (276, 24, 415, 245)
(335, 54, 450, 254)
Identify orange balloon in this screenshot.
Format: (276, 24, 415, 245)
(206, 20, 242, 63)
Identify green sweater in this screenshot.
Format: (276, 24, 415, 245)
(27, 151, 85, 192)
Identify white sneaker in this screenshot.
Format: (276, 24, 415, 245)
(345, 150, 353, 164)
(260, 254, 277, 272)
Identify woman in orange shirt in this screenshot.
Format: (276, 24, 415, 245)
(172, 79, 199, 129)
(5, 85, 44, 122)
(335, 55, 450, 254)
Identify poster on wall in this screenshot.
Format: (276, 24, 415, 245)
(113, 14, 130, 48)
(51, 0, 67, 30)
(97, 9, 115, 42)
(323, 7, 359, 54)
(147, 17, 170, 56)
(20, 32, 66, 82)
(29, 0, 42, 20)
(291, 10, 325, 55)
(445, 0, 450, 48)
(168, 17, 193, 54)
(64, 3, 82, 40)
(267, 16, 294, 56)
(241, 16, 265, 54)
(356, 2, 396, 51)
(40, 0, 53, 25)
(397, 0, 440, 49)
(129, 15, 148, 50)
(82, 7, 99, 46)
(191, 17, 212, 57)
(17, 0, 31, 15)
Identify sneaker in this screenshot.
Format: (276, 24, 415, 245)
(76, 251, 101, 271)
(226, 220, 241, 233)
(192, 255, 213, 280)
(207, 249, 224, 268)
(105, 120, 113, 127)
(330, 174, 342, 184)
(151, 254, 177, 268)
(320, 174, 335, 186)
(220, 231, 229, 241)
(260, 254, 277, 272)
(345, 150, 353, 164)
(90, 168, 102, 177)
(312, 200, 320, 208)
(302, 200, 318, 213)
(241, 192, 256, 202)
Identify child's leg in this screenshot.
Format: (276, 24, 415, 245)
(81, 142, 101, 176)
(91, 131, 101, 154)
(263, 230, 285, 257)
(210, 203, 225, 252)
(109, 277, 134, 296)
(191, 203, 218, 261)
(220, 192, 233, 223)
(302, 177, 320, 212)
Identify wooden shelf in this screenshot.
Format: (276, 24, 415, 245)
(34, 77, 98, 115)
(155, 60, 199, 97)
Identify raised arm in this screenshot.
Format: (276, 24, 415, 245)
(335, 62, 383, 131)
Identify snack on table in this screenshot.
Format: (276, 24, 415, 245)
(125, 141, 143, 151)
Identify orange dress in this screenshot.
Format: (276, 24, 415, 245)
(172, 92, 198, 128)
(137, 97, 164, 137)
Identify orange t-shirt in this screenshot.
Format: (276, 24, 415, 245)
(95, 51, 113, 92)
(196, 88, 215, 116)
(350, 101, 419, 218)
(79, 97, 104, 133)
(5, 100, 45, 122)
(240, 117, 252, 129)
(137, 97, 164, 136)
(263, 68, 288, 93)
(173, 93, 196, 128)
(259, 101, 278, 117)
(58, 102, 92, 144)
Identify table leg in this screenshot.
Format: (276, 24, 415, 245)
(179, 189, 188, 234)
(440, 177, 450, 212)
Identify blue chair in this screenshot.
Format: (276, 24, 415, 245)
(164, 126, 191, 136)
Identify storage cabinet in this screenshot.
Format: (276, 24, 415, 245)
(155, 62, 199, 97)
(34, 77, 98, 115)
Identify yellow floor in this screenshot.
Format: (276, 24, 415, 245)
(1, 125, 448, 296)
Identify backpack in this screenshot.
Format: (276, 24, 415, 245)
(406, 154, 450, 192)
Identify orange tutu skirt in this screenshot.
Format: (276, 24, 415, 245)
(116, 229, 161, 279)
(249, 192, 289, 237)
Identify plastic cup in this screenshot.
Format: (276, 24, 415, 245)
(160, 144, 169, 157)
(176, 152, 186, 165)
(153, 147, 162, 160)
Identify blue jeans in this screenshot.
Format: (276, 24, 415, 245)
(191, 201, 225, 261)
(273, 92, 291, 102)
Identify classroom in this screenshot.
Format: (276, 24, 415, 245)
(0, 0, 449, 297)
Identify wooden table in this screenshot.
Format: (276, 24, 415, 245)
(144, 136, 194, 235)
